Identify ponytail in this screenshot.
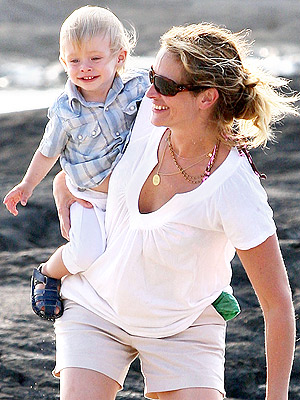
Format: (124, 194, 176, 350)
(230, 67, 299, 148)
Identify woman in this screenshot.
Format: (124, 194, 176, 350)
(52, 23, 297, 400)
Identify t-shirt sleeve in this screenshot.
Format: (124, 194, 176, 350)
(216, 162, 276, 250)
(38, 106, 68, 158)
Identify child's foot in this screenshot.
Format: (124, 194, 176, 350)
(31, 264, 63, 321)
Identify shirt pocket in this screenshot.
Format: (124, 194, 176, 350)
(66, 118, 107, 158)
(122, 100, 139, 130)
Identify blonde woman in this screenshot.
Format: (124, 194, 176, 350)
(53, 23, 297, 400)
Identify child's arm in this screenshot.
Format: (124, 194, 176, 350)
(3, 150, 59, 216)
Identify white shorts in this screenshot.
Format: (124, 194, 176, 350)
(61, 179, 107, 274)
(54, 300, 226, 399)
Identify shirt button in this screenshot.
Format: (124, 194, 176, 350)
(130, 105, 135, 111)
(92, 130, 97, 137)
(105, 106, 109, 111)
(78, 134, 83, 140)
(116, 132, 120, 136)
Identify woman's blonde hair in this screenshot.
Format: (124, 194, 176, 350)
(60, 5, 136, 72)
(160, 23, 299, 148)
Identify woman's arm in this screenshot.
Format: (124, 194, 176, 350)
(52, 171, 93, 240)
(237, 234, 295, 400)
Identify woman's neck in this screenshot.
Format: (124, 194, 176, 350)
(167, 125, 218, 159)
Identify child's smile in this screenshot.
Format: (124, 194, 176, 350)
(60, 34, 125, 103)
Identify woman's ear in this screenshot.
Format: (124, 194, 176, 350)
(198, 88, 219, 110)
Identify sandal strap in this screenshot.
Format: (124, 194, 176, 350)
(33, 266, 61, 289)
(31, 266, 64, 321)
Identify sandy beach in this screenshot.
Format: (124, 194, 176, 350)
(0, 1, 300, 399)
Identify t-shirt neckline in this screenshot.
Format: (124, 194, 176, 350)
(133, 128, 238, 219)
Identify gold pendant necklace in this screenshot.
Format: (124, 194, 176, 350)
(152, 174, 161, 186)
(152, 136, 168, 186)
(152, 129, 218, 186)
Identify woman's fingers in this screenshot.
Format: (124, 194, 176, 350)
(53, 171, 93, 239)
(59, 205, 71, 240)
(75, 198, 93, 209)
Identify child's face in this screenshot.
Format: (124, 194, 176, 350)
(60, 34, 126, 103)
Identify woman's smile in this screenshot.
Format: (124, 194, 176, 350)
(152, 104, 169, 111)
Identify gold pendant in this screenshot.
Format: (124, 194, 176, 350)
(152, 174, 160, 186)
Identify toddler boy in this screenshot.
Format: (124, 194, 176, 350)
(3, 6, 148, 320)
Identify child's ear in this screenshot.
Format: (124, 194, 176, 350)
(59, 55, 68, 72)
(117, 49, 127, 66)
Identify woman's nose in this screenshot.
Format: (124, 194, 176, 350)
(146, 83, 158, 98)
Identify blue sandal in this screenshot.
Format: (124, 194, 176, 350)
(31, 265, 64, 321)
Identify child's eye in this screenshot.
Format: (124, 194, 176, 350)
(92, 57, 102, 61)
(70, 59, 79, 64)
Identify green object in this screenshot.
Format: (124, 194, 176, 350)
(212, 291, 241, 321)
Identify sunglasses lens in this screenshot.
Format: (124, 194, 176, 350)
(155, 76, 177, 96)
(149, 68, 178, 96)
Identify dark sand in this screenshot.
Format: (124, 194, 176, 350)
(0, 1, 300, 399)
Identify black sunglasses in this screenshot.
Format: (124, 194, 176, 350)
(149, 66, 205, 96)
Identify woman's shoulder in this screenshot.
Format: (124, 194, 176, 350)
(215, 147, 269, 205)
(118, 98, 165, 175)
(128, 96, 155, 142)
(213, 148, 275, 249)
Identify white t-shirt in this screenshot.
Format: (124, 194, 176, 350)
(61, 97, 276, 338)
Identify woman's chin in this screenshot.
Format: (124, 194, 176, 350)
(150, 115, 166, 127)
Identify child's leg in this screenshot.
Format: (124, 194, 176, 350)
(40, 196, 106, 279)
(31, 256, 65, 321)
(31, 193, 106, 321)
(61, 200, 106, 274)
(40, 246, 70, 279)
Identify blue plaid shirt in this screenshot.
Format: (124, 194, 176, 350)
(38, 70, 149, 189)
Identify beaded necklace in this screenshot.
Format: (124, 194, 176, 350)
(152, 129, 220, 186)
(168, 130, 220, 184)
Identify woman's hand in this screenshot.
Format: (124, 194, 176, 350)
(53, 171, 93, 240)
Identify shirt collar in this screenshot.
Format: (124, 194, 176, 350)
(65, 74, 125, 112)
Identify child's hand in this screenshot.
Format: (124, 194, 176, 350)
(3, 182, 33, 216)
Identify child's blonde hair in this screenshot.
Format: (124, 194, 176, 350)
(161, 23, 299, 148)
(60, 5, 136, 72)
